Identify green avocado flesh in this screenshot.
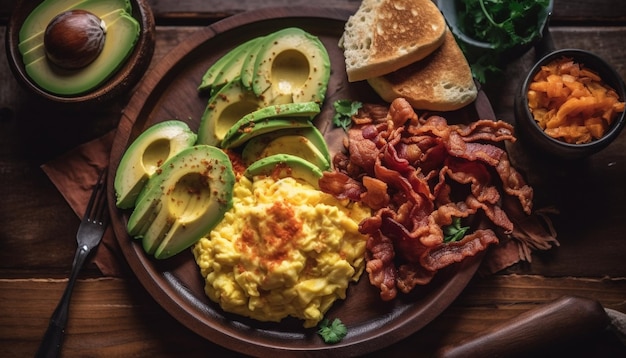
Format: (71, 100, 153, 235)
(241, 126, 330, 170)
(251, 27, 331, 104)
(126, 145, 235, 260)
(220, 101, 320, 148)
(197, 78, 263, 146)
(244, 153, 323, 189)
(114, 120, 197, 209)
(18, 0, 131, 54)
(19, 0, 139, 96)
(197, 36, 263, 95)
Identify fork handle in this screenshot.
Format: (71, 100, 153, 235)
(35, 245, 91, 358)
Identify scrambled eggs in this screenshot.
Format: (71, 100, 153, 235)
(192, 176, 370, 328)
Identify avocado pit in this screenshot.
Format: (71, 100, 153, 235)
(44, 9, 106, 70)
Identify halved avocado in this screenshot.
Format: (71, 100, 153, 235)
(126, 145, 235, 259)
(114, 120, 197, 209)
(220, 101, 320, 148)
(23, 9, 140, 95)
(197, 78, 264, 146)
(197, 36, 262, 94)
(18, 0, 131, 54)
(20, 5, 125, 65)
(241, 126, 331, 170)
(244, 153, 323, 189)
(251, 27, 331, 105)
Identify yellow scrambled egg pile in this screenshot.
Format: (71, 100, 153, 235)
(192, 176, 370, 328)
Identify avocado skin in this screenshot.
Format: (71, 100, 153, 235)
(114, 120, 197, 209)
(19, 0, 139, 96)
(127, 145, 235, 260)
(245, 153, 324, 189)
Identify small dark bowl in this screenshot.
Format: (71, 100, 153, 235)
(514, 49, 626, 159)
(5, 0, 155, 107)
(436, 0, 553, 62)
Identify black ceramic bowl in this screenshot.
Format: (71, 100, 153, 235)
(436, 0, 553, 62)
(514, 49, 626, 159)
(5, 0, 155, 107)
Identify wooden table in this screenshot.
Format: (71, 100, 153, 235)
(1, 1, 626, 356)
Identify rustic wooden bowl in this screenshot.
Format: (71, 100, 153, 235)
(5, 0, 155, 106)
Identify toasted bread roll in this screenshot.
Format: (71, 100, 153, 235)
(367, 30, 477, 111)
(340, 0, 447, 82)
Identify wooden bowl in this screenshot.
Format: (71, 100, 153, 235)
(5, 0, 155, 106)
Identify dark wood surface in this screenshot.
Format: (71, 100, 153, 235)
(1, 1, 626, 357)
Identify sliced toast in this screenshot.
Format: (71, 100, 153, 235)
(367, 29, 477, 111)
(340, 0, 447, 82)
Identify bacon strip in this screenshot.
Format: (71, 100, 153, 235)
(320, 98, 539, 300)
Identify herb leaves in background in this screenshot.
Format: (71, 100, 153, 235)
(456, 0, 550, 83)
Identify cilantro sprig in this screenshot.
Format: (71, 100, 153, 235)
(332, 99, 362, 132)
(456, 0, 550, 83)
(443, 217, 470, 243)
(317, 318, 347, 344)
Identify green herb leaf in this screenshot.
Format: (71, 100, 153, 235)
(457, 0, 550, 83)
(317, 318, 348, 344)
(332, 99, 362, 132)
(443, 217, 470, 243)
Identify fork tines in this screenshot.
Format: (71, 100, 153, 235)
(85, 169, 109, 225)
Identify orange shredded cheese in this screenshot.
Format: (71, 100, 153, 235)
(527, 56, 625, 144)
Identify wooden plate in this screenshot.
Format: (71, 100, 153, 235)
(108, 7, 488, 356)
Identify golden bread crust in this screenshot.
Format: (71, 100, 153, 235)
(341, 0, 447, 82)
(367, 30, 478, 111)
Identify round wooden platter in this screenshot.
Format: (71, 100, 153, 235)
(107, 7, 486, 357)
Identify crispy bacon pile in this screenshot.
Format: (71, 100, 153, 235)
(319, 98, 535, 301)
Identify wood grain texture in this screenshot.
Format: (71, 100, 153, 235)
(1, 0, 626, 356)
(1, 275, 624, 357)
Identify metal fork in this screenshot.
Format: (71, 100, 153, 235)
(35, 169, 110, 358)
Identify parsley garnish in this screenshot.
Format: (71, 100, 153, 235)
(456, 0, 550, 83)
(443, 217, 470, 243)
(317, 318, 347, 344)
(332, 99, 362, 132)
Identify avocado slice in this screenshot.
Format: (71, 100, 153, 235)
(197, 36, 263, 94)
(221, 118, 316, 149)
(241, 126, 331, 170)
(220, 101, 320, 148)
(196, 78, 263, 146)
(211, 37, 263, 94)
(127, 145, 235, 259)
(245, 153, 324, 189)
(18, 0, 131, 54)
(251, 27, 331, 105)
(240, 36, 265, 90)
(23, 9, 140, 96)
(114, 120, 197, 209)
